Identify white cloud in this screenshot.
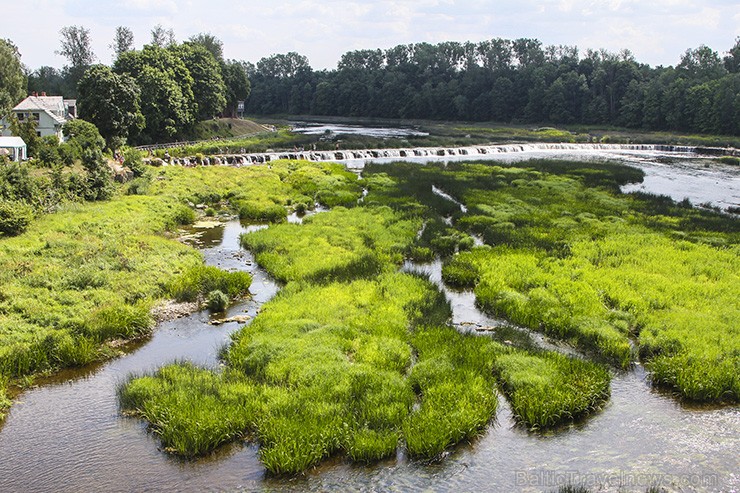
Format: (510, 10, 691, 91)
(4, 0, 740, 71)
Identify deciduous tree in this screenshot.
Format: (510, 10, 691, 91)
(111, 26, 135, 60)
(0, 39, 26, 120)
(77, 64, 144, 149)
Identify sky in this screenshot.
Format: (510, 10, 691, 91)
(3, 0, 739, 71)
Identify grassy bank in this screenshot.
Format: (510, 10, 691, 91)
(361, 159, 738, 401)
(147, 159, 362, 220)
(0, 159, 362, 418)
(0, 195, 252, 388)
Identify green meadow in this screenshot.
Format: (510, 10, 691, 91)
(0, 159, 361, 420)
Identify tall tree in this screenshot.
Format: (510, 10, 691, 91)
(110, 26, 134, 60)
(677, 45, 726, 82)
(57, 26, 96, 97)
(77, 65, 145, 149)
(150, 24, 175, 48)
(724, 37, 740, 73)
(188, 33, 223, 61)
(114, 46, 196, 142)
(0, 38, 26, 119)
(176, 43, 227, 119)
(27, 66, 65, 95)
(222, 60, 251, 117)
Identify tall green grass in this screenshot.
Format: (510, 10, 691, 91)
(148, 159, 362, 219)
(0, 196, 205, 381)
(494, 351, 610, 429)
(119, 363, 262, 456)
(122, 274, 454, 472)
(166, 265, 252, 303)
(365, 159, 738, 402)
(241, 206, 420, 283)
(403, 325, 499, 459)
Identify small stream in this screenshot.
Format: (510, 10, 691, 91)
(0, 149, 738, 492)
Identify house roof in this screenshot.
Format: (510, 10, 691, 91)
(13, 96, 68, 127)
(0, 136, 27, 148)
(14, 95, 65, 115)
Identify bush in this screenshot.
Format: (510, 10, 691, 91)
(170, 204, 196, 226)
(238, 201, 287, 223)
(0, 199, 34, 235)
(206, 290, 229, 312)
(123, 148, 146, 177)
(81, 148, 113, 201)
(126, 177, 151, 195)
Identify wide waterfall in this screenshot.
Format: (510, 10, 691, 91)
(163, 142, 737, 167)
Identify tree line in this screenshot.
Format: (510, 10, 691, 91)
(4, 32, 740, 149)
(3, 26, 251, 148)
(245, 38, 740, 136)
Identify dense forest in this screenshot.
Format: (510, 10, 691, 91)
(4, 29, 740, 148)
(245, 38, 740, 136)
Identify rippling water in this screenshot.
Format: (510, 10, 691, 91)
(0, 150, 738, 492)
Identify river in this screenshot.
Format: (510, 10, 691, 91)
(0, 148, 737, 492)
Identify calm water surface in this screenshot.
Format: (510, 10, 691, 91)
(0, 150, 737, 493)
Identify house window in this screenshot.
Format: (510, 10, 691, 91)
(36, 131, 41, 137)
(17, 113, 24, 121)
(32, 113, 40, 120)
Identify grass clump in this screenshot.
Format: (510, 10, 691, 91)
(166, 265, 252, 303)
(119, 362, 262, 456)
(124, 273, 445, 473)
(206, 290, 229, 312)
(494, 351, 610, 429)
(241, 206, 420, 283)
(403, 325, 499, 459)
(717, 156, 739, 166)
(0, 378, 10, 421)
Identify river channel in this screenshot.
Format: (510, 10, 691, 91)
(0, 148, 737, 492)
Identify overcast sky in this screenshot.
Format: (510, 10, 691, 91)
(4, 0, 739, 71)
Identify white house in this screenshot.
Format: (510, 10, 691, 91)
(0, 93, 76, 142)
(0, 136, 27, 162)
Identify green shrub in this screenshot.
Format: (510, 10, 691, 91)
(123, 148, 146, 177)
(206, 290, 229, 312)
(0, 199, 34, 235)
(238, 200, 287, 223)
(170, 204, 196, 226)
(126, 177, 151, 195)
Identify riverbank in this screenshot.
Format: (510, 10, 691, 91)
(0, 159, 364, 421)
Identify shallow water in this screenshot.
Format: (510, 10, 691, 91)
(347, 147, 740, 212)
(0, 151, 738, 492)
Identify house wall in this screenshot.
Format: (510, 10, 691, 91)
(0, 112, 64, 141)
